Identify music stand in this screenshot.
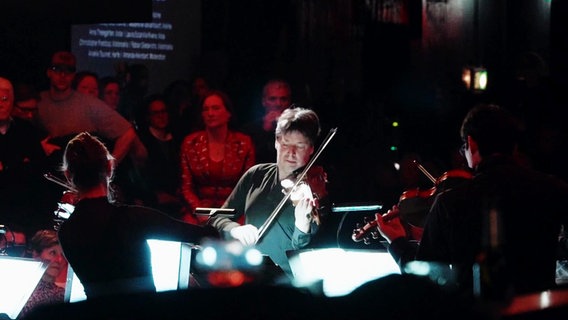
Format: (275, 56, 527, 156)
(0, 256, 46, 319)
(194, 208, 236, 218)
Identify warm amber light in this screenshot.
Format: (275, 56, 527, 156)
(462, 68, 472, 89)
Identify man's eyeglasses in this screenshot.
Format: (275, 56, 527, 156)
(459, 142, 468, 157)
(50, 65, 76, 75)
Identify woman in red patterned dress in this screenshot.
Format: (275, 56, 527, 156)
(180, 90, 255, 225)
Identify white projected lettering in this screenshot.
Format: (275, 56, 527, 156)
(76, 1, 174, 62)
(72, 0, 198, 93)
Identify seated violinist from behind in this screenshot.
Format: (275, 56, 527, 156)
(361, 153, 469, 244)
(57, 132, 219, 299)
(207, 107, 327, 279)
(376, 104, 568, 298)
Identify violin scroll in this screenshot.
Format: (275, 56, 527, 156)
(352, 218, 380, 244)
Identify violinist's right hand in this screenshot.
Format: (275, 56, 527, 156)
(60, 190, 80, 206)
(375, 205, 407, 244)
(229, 224, 259, 246)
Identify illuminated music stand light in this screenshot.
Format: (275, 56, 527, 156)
(287, 202, 401, 297)
(65, 239, 194, 303)
(288, 248, 401, 297)
(0, 256, 46, 319)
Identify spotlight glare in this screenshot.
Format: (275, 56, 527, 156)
(201, 247, 218, 266)
(244, 248, 263, 266)
(477, 70, 488, 90)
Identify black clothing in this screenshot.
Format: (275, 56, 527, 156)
(240, 119, 275, 165)
(137, 129, 181, 196)
(136, 128, 182, 216)
(57, 197, 219, 298)
(208, 163, 317, 277)
(0, 117, 51, 236)
(389, 155, 568, 296)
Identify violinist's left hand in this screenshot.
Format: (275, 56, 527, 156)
(376, 205, 407, 244)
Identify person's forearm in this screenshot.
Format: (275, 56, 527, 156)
(112, 127, 136, 163)
(130, 135, 148, 166)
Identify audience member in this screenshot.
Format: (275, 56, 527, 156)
(34, 51, 147, 209)
(137, 94, 184, 218)
(118, 63, 149, 127)
(57, 132, 219, 299)
(19, 230, 66, 319)
(376, 104, 568, 300)
(12, 82, 40, 122)
(71, 71, 99, 98)
(241, 79, 292, 164)
(192, 76, 210, 104)
(180, 90, 255, 225)
(163, 79, 194, 140)
(35, 51, 142, 165)
(164, 77, 211, 141)
(98, 76, 121, 110)
(0, 77, 51, 238)
(207, 107, 323, 278)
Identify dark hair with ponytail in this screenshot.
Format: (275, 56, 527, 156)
(61, 132, 115, 192)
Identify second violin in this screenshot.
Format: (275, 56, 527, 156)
(353, 160, 473, 244)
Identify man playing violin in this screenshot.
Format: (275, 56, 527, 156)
(376, 104, 568, 299)
(207, 107, 325, 279)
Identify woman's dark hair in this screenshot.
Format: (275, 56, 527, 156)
(14, 82, 40, 102)
(137, 93, 169, 129)
(275, 107, 321, 145)
(62, 132, 114, 191)
(199, 89, 238, 129)
(460, 104, 521, 157)
(71, 70, 99, 90)
(29, 229, 59, 254)
(98, 76, 120, 97)
(143, 93, 167, 113)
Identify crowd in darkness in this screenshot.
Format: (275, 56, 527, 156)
(2, 2, 568, 318)
(3, 49, 568, 240)
(2, 46, 568, 318)
(1, 52, 278, 238)
(1, 51, 301, 316)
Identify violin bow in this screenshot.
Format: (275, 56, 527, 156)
(44, 172, 78, 193)
(413, 160, 437, 184)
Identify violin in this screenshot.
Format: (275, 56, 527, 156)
(281, 165, 329, 226)
(352, 160, 473, 244)
(44, 172, 79, 230)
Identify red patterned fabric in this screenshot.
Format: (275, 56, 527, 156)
(180, 130, 255, 224)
